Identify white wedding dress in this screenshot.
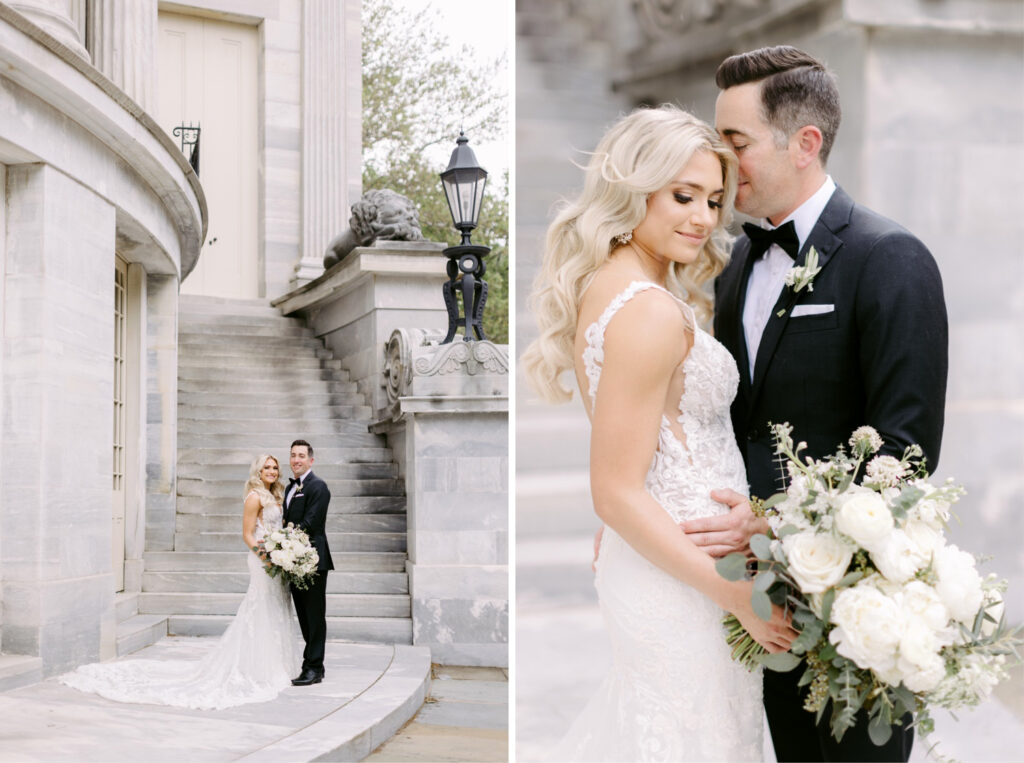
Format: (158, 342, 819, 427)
(552, 281, 764, 762)
(60, 496, 301, 710)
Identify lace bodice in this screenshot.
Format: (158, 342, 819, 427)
(582, 281, 749, 521)
(250, 492, 283, 541)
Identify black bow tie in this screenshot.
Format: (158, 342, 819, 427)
(743, 220, 799, 260)
(288, 477, 300, 488)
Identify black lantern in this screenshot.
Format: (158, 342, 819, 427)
(439, 132, 490, 343)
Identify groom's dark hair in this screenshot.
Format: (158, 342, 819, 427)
(291, 438, 314, 457)
(716, 45, 841, 164)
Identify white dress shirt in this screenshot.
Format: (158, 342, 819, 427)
(285, 470, 310, 508)
(741, 176, 837, 380)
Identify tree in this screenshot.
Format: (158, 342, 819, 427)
(362, 0, 508, 342)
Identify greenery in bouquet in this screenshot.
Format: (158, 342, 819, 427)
(716, 423, 1022, 748)
(256, 523, 320, 591)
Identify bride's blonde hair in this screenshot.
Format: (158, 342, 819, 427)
(521, 105, 738, 403)
(244, 453, 286, 505)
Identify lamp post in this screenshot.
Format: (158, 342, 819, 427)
(439, 132, 490, 343)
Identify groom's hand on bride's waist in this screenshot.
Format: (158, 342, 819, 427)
(681, 489, 770, 558)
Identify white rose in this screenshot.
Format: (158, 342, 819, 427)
(829, 583, 904, 674)
(835, 490, 893, 550)
(783, 532, 854, 593)
(934, 545, 983, 624)
(870, 529, 926, 583)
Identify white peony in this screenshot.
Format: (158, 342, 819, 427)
(899, 581, 951, 632)
(870, 529, 926, 583)
(898, 618, 946, 693)
(903, 518, 945, 560)
(783, 531, 854, 593)
(835, 489, 893, 551)
(933, 545, 984, 625)
(829, 583, 904, 674)
(270, 549, 295, 571)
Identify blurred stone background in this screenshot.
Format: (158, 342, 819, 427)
(516, 0, 1024, 757)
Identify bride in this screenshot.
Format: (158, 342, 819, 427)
(60, 454, 301, 709)
(521, 105, 796, 761)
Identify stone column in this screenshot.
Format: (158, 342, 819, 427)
(6, 0, 89, 59)
(86, 0, 157, 111)
(375, 332, 510, 667)
(294, 0, 362, 287)
(1, 164, 117, 672)
(144, 274, 179, 553)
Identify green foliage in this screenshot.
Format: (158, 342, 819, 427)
(362, 0, 508, 342)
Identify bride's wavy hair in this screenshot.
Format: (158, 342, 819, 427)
(244, 453, 286, 505)
(521, 104, 738, 403)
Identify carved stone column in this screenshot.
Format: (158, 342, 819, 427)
(7, 0, 89, 59)
(294, 0, 362, 287)
(87, 0, 157, 110)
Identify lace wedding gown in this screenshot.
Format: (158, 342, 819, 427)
(552, 281, 764, 762)
(60, 496, 301, 709)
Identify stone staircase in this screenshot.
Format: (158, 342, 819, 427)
(134, 295, 412, 645)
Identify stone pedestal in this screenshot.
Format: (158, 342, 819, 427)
(274, 240, 449, 416)
(373, 331, 509, 667)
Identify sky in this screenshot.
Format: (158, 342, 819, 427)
(389, 0, 511, 179)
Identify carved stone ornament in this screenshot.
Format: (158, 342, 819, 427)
(324, 189, 425, 268)
(633, 0, 762, 39)
(380, 328, 509, 421)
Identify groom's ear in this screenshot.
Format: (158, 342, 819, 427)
(790, 125, 824, 170)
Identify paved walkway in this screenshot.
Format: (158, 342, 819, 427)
(365, 665, 508, 762)
(517, 532, 1024, 762)
(0, 639, 430, 761)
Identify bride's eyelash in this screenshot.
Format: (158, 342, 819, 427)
(709, 200, 723, 209)
(674, 193, 693, 204)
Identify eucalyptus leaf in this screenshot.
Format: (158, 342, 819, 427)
(819, 642, 838, 662)
(776, 523, 800, 539)
(868, 714, 893, 746)
(752, 590, 773, 621)
(763, 493, 787, 509)
(753, 571, 777, 592)
(793, 608, 816, 626)
(836, 570, 864, 588)
(798, 666, 815, 687)
(821, 588, 836, 623)
(716, 553, 748, 582)
(750, 533, 772, 560)
(760, 651, 801, 672)
(838, 472, 854, 493)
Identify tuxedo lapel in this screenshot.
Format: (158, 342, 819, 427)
(748, 188, 853, 406)
(721, 237, 757, 399)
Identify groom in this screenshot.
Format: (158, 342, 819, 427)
(284, 438, 334, 686)
(686, 46, 949, 761)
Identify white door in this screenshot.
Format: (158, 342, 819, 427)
(157, 12, 258, 298)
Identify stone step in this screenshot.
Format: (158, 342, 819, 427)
(140, 592, 411, 618)
(167, 614, 413, 643)
(177, 366, 345, 382)
(178, 333, 324, 348)
(176, 446, 391, 464)
(179, 311, 309, 327)
(175, 512, 406, 534)
(179, 294, 278, 312)
(176, 477, 403, 499)
(178, 390, 360, 406)
(143, 570, 409, 594)
(177, 462, 397, 481)
(173, 532, 407, 553)
(178, 378, 355, 394)
(179, 405, 372, 422)
(174, 495, 405, 515)
(180, 345, 334, 360)
(177, 432, 384, 450)
(116, 614, 168, 656)
(115, 592, 138, 622)
(178, 322, 314, 337)
(177, 418, 374, 435)
(179, 356, 340, 370)
(0, 654, 43, 692)
(144, 550, 407, 573)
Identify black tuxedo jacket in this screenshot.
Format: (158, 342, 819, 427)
(714, 186, 948, 501)
(283, 471, 334, 572)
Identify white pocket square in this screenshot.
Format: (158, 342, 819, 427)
(791, 303, 835, 317)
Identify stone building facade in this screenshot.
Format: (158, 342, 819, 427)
(0, 0, 507, 687)
(517, 0, 1024, 621)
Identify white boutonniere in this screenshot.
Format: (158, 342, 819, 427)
(776, 246, 823, 317)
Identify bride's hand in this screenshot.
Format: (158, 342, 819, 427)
(731, 583, 798, 654)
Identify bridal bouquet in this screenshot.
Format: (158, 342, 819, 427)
(717, 423, 1021, 746)
(257, 524, 320, 590)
